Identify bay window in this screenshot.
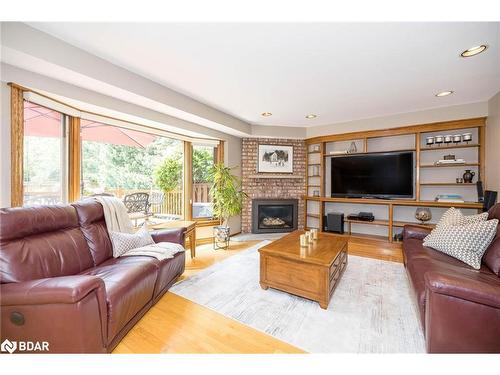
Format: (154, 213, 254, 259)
(10, 84, 224, 225)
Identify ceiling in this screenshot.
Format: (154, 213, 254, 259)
(27, 22, 500, 127)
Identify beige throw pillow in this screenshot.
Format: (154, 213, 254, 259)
(433, 207, 488, 229)
(423, 219, 499, 269)
(108, 225, 155, 258)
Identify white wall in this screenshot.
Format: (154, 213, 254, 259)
(306, 101, 489, 138)
(486, 91, 500, 194)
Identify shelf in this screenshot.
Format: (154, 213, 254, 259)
(420, 144, 480, 151)
(345, 219, 389, 226)
(321, 231, 390, 243)
(308, 174, 321, 177)
(392, 221, 435, 229)
(345, 218, 436, 229)
(305, 196, 321, 201)
(308, 151, 321, 154)
(306, 213, 320, 218)
(324, 148, 416, 157)
(248, 174, 303, 179)
(419, 163, 479, 168)
(308, 163, 321, 166)
(307, 185, 320, 187)
(304, 196, 483, 208)
(420, 182, 477, 187)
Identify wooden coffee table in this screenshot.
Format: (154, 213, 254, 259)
(259, 230, 348, 309)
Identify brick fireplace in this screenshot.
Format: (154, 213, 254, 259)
(241, 138, 306, 233)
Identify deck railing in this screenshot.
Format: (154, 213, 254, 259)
(25, 182, 212, 217)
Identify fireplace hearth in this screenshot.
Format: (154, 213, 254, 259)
(252, 199, 298, 234)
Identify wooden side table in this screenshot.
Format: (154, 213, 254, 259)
(148, 220, 197, 258)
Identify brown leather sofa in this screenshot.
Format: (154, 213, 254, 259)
(0, 199, 186, 353)
(403, 203, 500, 353)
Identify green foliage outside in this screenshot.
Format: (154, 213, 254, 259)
(154, 145, 215, 192)
(154, 154, 183, 192)
(26, 134, 217, 198)
(209, 163, 247, 227)
(82, 136, 183, 195)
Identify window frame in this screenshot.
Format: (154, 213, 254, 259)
(10, 83, 225, 224)
(190, 141, 224, 223)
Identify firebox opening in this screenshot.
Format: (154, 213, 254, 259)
(252, 199, 298, 234)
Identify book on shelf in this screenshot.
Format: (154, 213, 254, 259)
(435, 194, 465, 203)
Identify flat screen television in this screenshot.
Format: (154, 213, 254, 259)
(330, 151, 414, 199)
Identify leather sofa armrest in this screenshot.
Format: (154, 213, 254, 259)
(424, 271, 500, 309)
(403, 225, 432, 241)
(1, 275, 105, 306)
(151, 228, 186, 246)
(1, 275, 108, 353)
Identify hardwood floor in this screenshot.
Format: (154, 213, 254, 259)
(113, 240, 304, 354)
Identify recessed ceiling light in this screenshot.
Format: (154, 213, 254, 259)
(305, 114, 317, 119)
(435, 90, 454, 97)
(261, 112, 272, 117)
(461, 45, 488, 58)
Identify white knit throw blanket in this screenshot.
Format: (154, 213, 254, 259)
(95, 196, 134, 234)
(120, 242, 185, 261)
(95, 196, 184, 260)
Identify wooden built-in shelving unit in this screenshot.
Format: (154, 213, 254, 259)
(304, 117, 486, 249)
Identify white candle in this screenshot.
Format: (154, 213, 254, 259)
(300, 234, 308, 247)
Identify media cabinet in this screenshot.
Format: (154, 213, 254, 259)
(304, 117, 486, 261)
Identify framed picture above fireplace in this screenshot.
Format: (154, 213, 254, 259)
(258, 144, 293, 173)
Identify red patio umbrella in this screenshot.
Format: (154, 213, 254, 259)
(24, 101, 62, 138)
(23, 102, 157, 148)
(80, 119, 157, 148)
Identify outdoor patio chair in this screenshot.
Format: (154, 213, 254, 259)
(123, 192, 153, 227)
(148, 191, 165, 215)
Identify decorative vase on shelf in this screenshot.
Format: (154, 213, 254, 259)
(415, 208, 432, 224)
(348, 141, 357, 154)
(463, 170, 475, 183)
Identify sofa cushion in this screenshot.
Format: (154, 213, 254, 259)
(80, 257, 158, 343)
(483, 204, 500, 276)
(405, 256, 495, 328)
(104, 252, 186, 298)
(423, 219, 499, 269)
(0, 205, 93, 283)
(152, 252, 185, 298)
(72, 199, 113, 266)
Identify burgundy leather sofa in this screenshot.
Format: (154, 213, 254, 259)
(0, 199, 186, 353)
(403, 203, 500, 353)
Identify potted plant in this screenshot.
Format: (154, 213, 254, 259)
(209, 163, 247, 249)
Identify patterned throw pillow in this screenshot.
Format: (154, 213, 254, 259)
(108, 225, 155, 258)
(423, 219, 499, 269)
(434, 207, 488, 228)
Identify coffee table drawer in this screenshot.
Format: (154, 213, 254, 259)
(263, 256, 322, 294)
(329, 248, 347, 278)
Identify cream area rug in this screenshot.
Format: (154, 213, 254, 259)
(170, 241, 425, 353)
